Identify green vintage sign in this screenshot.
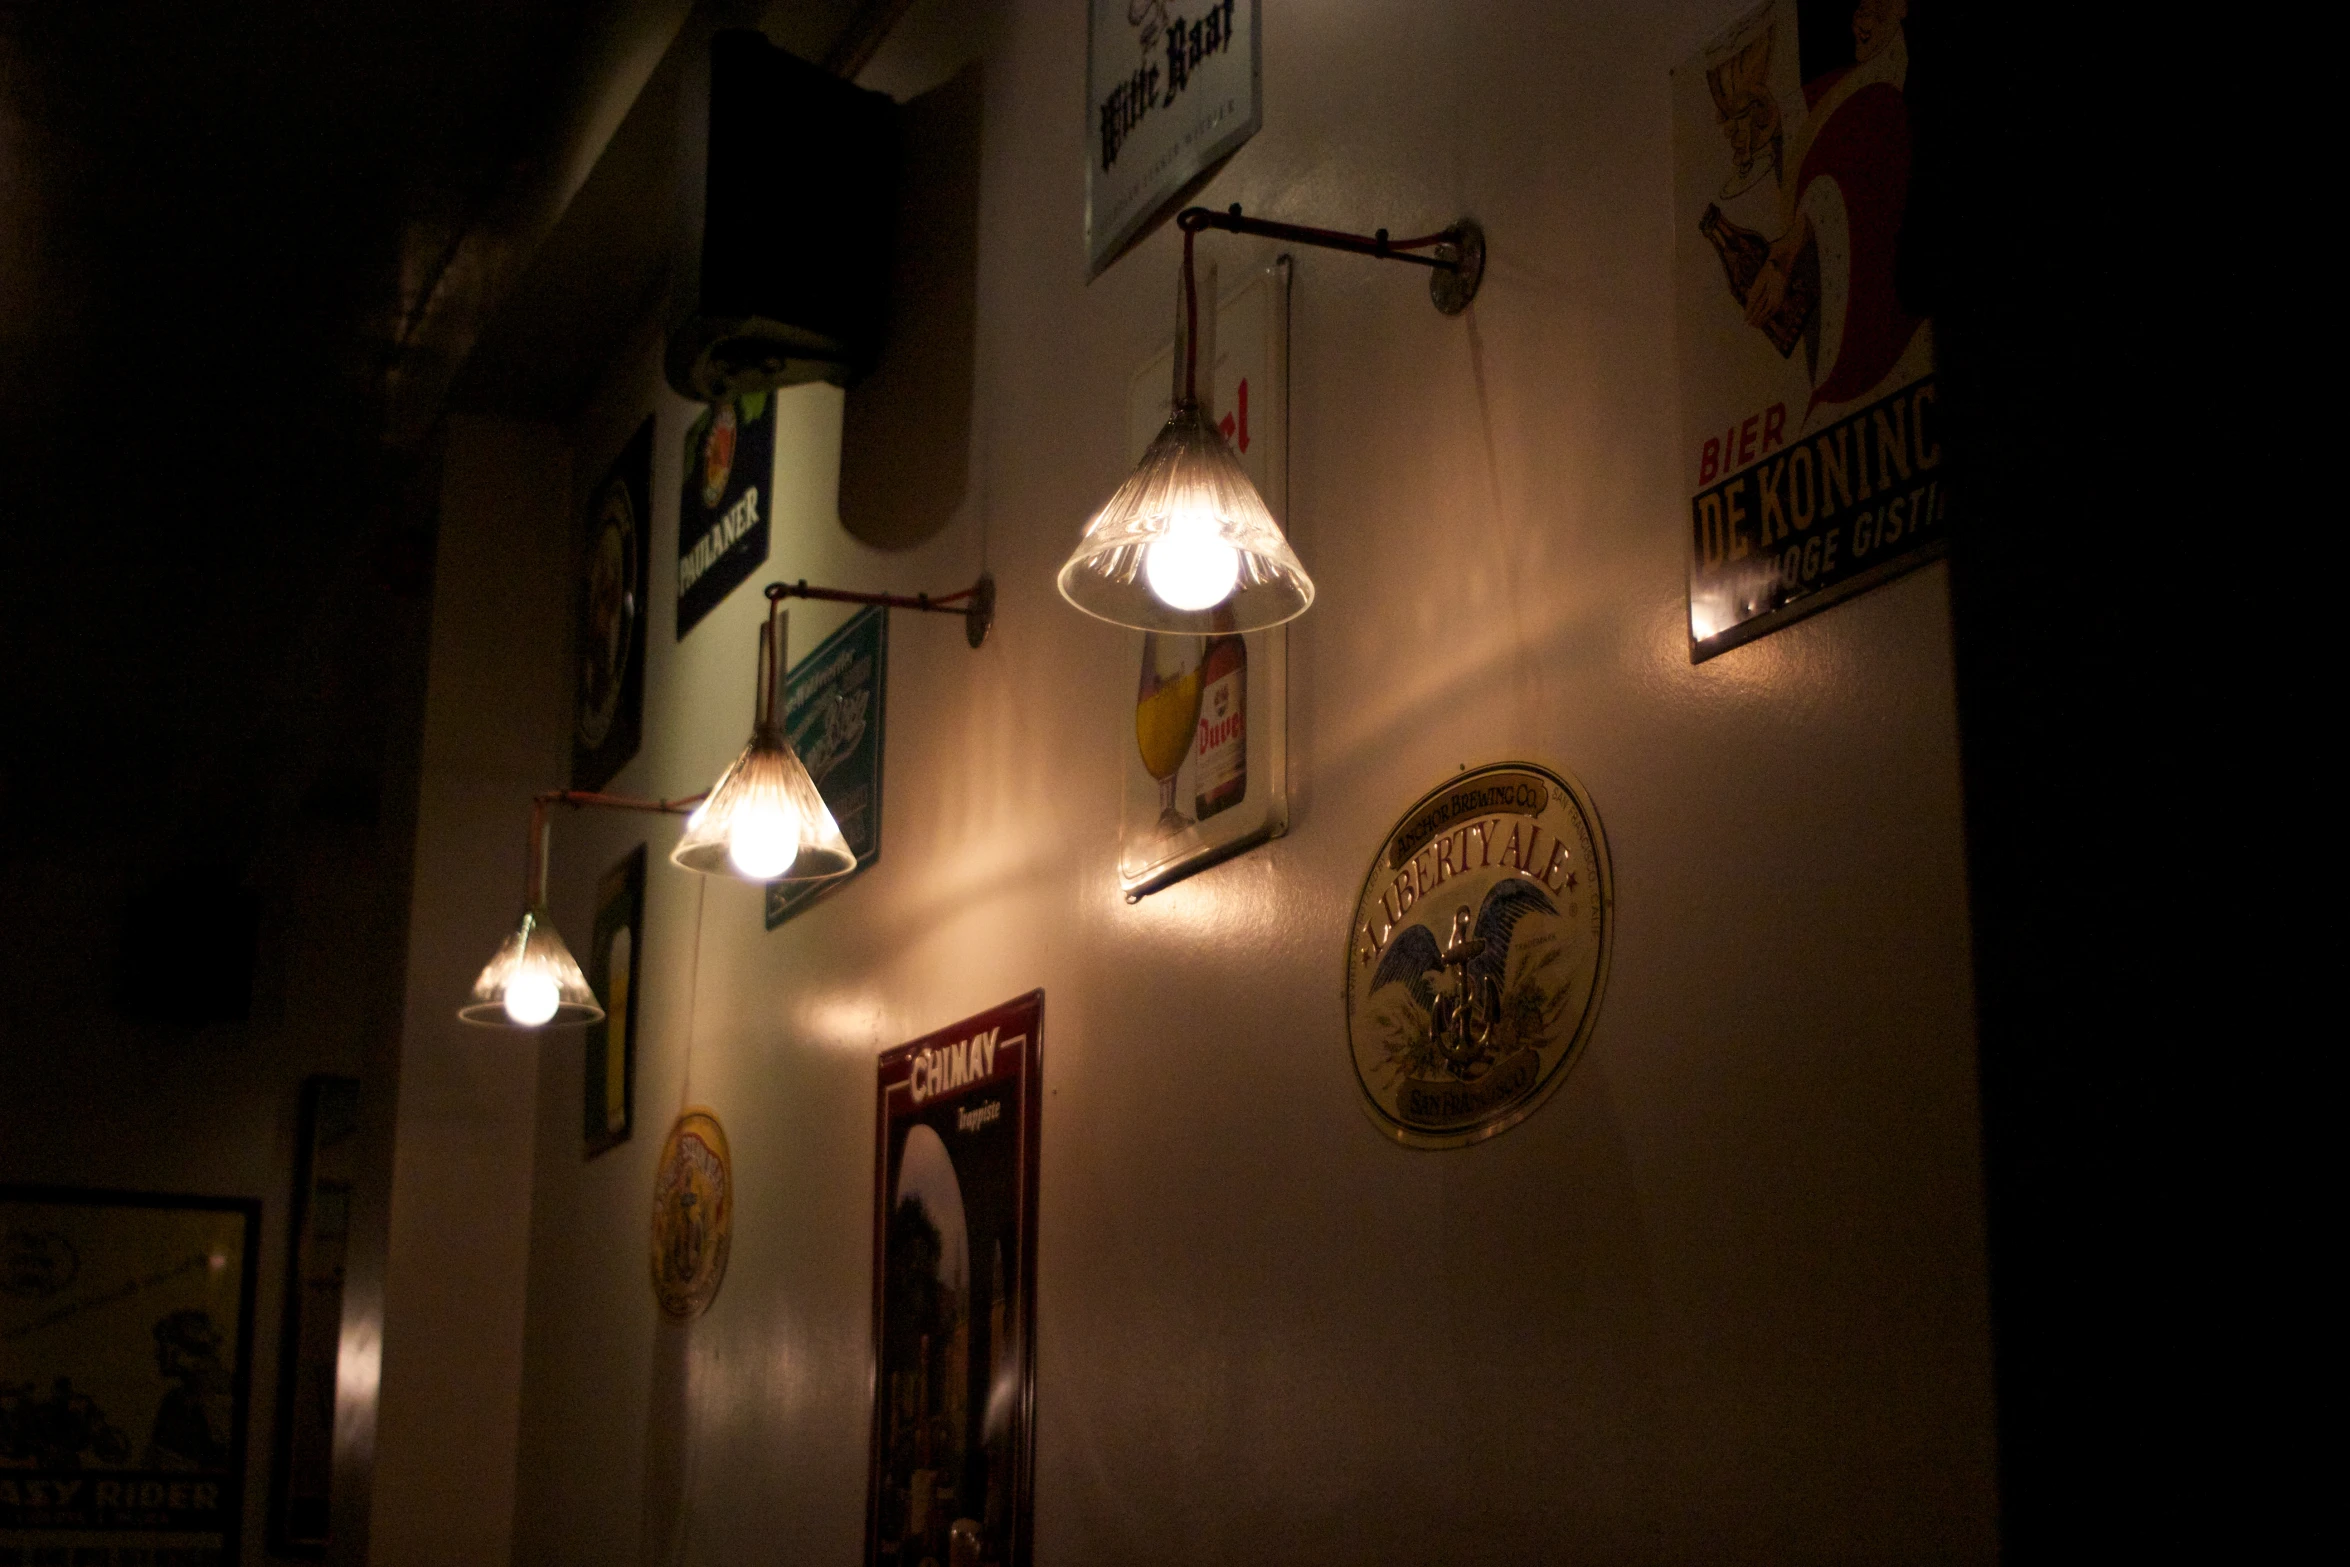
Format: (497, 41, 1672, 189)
(764, 606, 888, 930)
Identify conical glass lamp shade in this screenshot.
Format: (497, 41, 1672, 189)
(671, 730, 856, 882)
(459, 905, 602, 1027)
(1058, 400, 1313, 633)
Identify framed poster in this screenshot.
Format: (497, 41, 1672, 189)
(1, 1186, 260, 1566)
(867, 992, 1043, 1567)
(268, 1076, 357, 1556)
(584, 844, 646, 1157)
(1118, 258, 1289, 900)
(573, 415, 653, 790)
(1674, 0, 1946, 661)
(676, 391, 776, 639)
(765, 606, 888, 930)
(1086, 0, 1261, 275)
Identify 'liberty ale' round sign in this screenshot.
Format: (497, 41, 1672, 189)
(1345, 762, 1613, 1148)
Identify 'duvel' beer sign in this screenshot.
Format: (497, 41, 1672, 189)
(1345, 763, 1613, 1148)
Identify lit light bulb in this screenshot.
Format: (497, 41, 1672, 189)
(1143, 510, 1241, 611)
(461, 906, 598, 1027)
(503, 970, 560, 1026)
(726, 798, 801, 880)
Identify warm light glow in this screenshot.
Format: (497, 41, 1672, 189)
(502, 970, 561, 1026)
(1143, 509, 1241, 611)
(337, 1313, 383, 1427)
(725, 795, 802, 880)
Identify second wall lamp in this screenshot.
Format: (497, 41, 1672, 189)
(671, 579, 989, 878)
(1057, 204, 1484, 634)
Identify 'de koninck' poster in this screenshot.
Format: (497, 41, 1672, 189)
(1673, 0, 1947, 660)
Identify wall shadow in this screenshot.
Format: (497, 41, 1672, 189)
(839, 65, 983, 552)
(639, 1317, 694, 1565)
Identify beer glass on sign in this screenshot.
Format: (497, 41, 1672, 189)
(1134, 633, 1202, 837)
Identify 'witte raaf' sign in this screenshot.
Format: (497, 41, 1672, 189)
(1086, 0, 1260, 276)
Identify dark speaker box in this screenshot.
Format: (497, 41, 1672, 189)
(666, 30, 898, 402)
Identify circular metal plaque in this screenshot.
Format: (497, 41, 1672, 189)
(1344, 762, 1613, 1148)
(649, 1108, 732, 1318)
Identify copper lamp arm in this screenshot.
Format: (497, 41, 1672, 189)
(765, 572, 996, 650)
(1175, 202, 1485, 323)
(523, 789, 708, 905)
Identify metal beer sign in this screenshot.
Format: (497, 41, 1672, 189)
(1673, 0, 1946, 659)
(765, 606, 888, 930)
(1086, 0, 1260, 275)
(675, 392, 775, 639)
(1345, 763, 1613, 1148)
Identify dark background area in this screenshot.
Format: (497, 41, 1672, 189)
(1925, 5, 2248, 1560)
(1, 9, 668, 1557)
(1, 0, 603, 1024)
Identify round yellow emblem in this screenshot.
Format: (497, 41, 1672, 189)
(1344, 762, 1613, 1148)
(649, 1108, 732, 1318)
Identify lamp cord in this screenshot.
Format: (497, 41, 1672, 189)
(1183, 225, 1199, 407)
(525, 796, 549, 907)
(678, 875, 706, 1117)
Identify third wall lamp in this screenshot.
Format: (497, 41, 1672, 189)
(1057, 203, 1484, 634)
(462, 574, 993, 1028)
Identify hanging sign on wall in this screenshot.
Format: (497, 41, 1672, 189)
(675, 392, 775, 639)
(1118, 257, 1289, 899)
(1086, 0, 1261, 275)
(867, 992, 1043, 1567)
(574, 415, 653, 790)
(766, 606, 888, 930)
(0, 1186, 260, 1563)
(1344, 764, 1614, 1148)
(649, 1109, 731, 1318)
(1673, 0, 1945, 660)
(584, 845, 645, 1156)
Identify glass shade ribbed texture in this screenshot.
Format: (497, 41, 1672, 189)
(1057, 400, 1313, 633)
(459, 905, 602, 1027)
(670, 730, 856, 882)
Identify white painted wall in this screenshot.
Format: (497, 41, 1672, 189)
(367, 419, 570, 1567)
(423, 2, 1999, 1561)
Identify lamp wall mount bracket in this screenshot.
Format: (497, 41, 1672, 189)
(764, 571, 995, 648)
(1176, 205, 1485, 316)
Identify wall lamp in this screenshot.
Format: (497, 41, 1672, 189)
(461, 573, 994, 1028)
(1057, 204, 1485, 635)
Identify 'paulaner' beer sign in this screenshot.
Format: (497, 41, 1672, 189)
(1345, 764, 1613, 1148)
(676, 392, 775, 639)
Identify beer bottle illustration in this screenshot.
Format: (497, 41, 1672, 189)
(1134, 633, 1203, 837)
(1697, 203, 1817, 359)
(1193, 612, 1245, 821)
